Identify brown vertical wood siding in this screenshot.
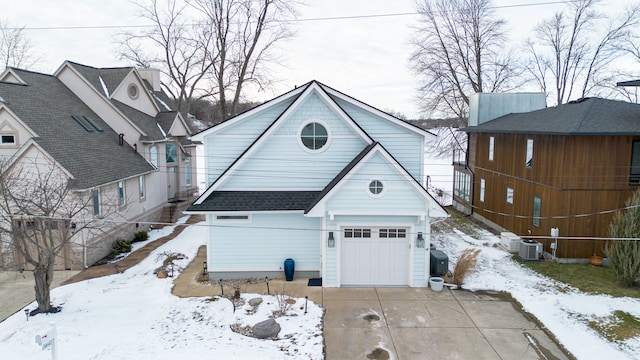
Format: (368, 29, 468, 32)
(468, 133, 639, 258)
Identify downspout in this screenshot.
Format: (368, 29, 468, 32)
(80, 215, 87, 269)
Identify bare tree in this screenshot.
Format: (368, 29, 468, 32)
(0, 18, 39, 69)
(409, 0, 519, 121)
(118, 0, 215, 114)
(189, 0, 297, 120)
(0, 157, 116, 314)
(119, 0, 299, 120)
(524, 0, 640, 105)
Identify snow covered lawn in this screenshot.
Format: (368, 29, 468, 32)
(0, 218, 324, 360)
(435, 223, 640, 360)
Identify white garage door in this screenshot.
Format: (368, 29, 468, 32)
(341, 227, 409, 286)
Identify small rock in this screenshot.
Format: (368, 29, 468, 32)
(249, 297, 263, 306)
(157, 270, 168, 278)
(252, 318, 281, 339)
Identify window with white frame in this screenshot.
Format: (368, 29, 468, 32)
(506, 187, 514, 204)
(150, 146, 158, 168)
(118, 181, 126, 206)
(185, 164, 191, 186)
(92, 188, 100, 216)
(344, 228, 371, 238)
(489, 136, 495, 161)
(480, 178, 486, 202)
(0, 134, 15, 145)
(139, 176, 145, 199)
(214, 214, 251, 223)
(165, 143, 177, 163)
(526, 138, 534, 168)
(299, 121, 329, 151)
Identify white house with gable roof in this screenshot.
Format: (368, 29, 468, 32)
(188, 81, 447, 287)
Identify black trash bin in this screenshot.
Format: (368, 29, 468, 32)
(284, 258, 295, 281)
(430, 250, 449, 276)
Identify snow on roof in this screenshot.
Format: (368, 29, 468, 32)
(98, 75, 109, 97)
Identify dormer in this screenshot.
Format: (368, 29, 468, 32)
(110, 70, 161, 118)
(0, 105, 38, 156)
(0, 68, 27, 85)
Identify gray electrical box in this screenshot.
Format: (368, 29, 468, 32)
(430, 250, 449, 276)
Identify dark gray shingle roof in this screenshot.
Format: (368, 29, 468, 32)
(465, 97, 640, 135)
(188, 191, 321, 212)
(69, 62, 131, 97)
(0, 69, 155, 189)
(111, 100, 166, 140)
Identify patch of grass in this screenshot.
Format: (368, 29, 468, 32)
(589, 311, 640, 342)
(514, 255, 640, 299)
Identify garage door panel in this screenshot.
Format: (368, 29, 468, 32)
(341, 227, 409, 286)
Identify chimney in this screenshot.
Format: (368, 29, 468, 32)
(138, 68, 161, 92)
(119, 133, 124, 146)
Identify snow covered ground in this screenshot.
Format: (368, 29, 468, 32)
(3, 187, 639, 357)
(0, 218, 324, 360)
(434, 223, 640, 360)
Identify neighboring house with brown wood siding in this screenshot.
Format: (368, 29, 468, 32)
(453, 94, 640, 260)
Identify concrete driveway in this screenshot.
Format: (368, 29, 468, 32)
(322, 287, 570, 360)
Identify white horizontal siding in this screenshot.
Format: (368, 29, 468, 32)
(205, 136, 254, 186)
(208, 213, 321, 272)
(326, 153, 427, 211)
(203, 101, 293, 185)
(219, 101, 294, 136)
(218, 93, 372, 190)
(413, 222, 429, 286)
(325, 246, 337, 286)
(220, 135, 367, 190)
(335, 99, 425, 180)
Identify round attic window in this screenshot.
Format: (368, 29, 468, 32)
(368, 180, 385, 198)
(300, 122, 328, 151)
(369, 180, 384, 195)
(128, 84, 139, 99)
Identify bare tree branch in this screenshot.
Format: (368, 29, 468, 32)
(0, 18, 40, 70)
(0, 156, 119, 314)
(409, 0, 518, 120)
(523, 0, 640, 105)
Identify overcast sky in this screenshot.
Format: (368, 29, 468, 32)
(0, 0, 634, 118)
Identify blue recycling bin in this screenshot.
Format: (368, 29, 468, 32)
(284, 258, 295, 281)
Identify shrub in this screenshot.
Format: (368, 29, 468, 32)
(132, 231, 149, 243)
(111, 239, 132, 256)
(606, 190, 640, 287)
(452, 248, 481, 286)
(605, 240, 640, 287)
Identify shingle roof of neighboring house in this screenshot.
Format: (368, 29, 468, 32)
(188, 191, 321, 212)
(464, 97, 640, 135)
(67, 62, 194, 141)
(0, 68, 155, 190)
(69, 61, 131, 97)
(111, 99, 167, 140)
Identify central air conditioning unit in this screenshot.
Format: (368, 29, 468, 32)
(519, 240, 543, 261)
